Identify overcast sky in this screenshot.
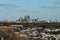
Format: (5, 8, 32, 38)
(0, 0, 60, 21)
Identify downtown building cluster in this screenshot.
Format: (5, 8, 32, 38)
(16, 16, 40, 23)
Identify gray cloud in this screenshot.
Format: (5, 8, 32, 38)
(0, 3, 31, 13)
(53, 2, 60, 4)
(0, 3, 20, 8)
(32, 11, 40, 13)
(40, 6, 60, 9)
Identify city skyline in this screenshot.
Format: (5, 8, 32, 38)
(0, 0, 60, 22)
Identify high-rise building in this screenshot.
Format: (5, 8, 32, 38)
(24, 16, 30, 22)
